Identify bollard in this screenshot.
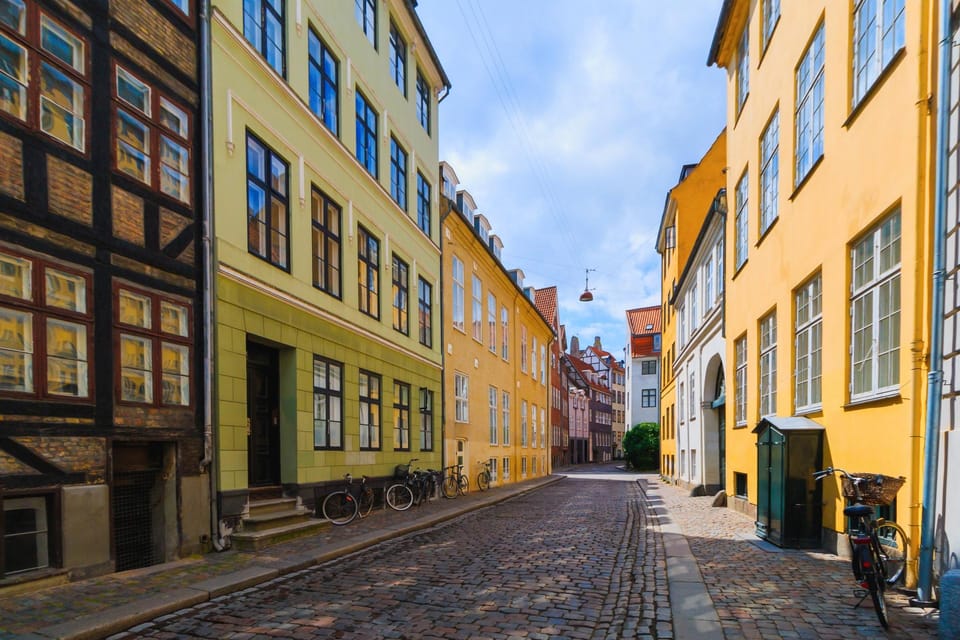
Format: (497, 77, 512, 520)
(942, 569, 960, 639)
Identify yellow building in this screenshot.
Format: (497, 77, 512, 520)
(440, 164, 554, 488)
(210, 0, 449, 542)
(709, 0, 934, 572)
(657, 132, 728, 484)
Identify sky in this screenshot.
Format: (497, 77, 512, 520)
(416, 0, 728, 359)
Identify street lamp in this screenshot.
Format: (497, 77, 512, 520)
(579, 268, 596, 302)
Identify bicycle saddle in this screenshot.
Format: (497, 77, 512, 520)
(844, 503, 874, 518)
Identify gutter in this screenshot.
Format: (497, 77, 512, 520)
(915, 0, 951, 606)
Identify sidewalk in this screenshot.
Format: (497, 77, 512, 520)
(0, 475, 562, 640)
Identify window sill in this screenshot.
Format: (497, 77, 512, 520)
(844, 390, 902, 409)
(794, 404, 823, 417)
(790, 155, 824, 201)
(731, 258, 748, 281)
(756, 215, 779, 247)
(733, 422, 748, 429)
(844, 48, 907, 130)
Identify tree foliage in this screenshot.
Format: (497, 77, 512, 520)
(623, 422, 659, 470)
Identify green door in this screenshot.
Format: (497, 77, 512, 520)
(756, 425, 785, 545)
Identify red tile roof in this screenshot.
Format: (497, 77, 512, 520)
(626, 306, 661, 336)
(534, 286, 558, 327)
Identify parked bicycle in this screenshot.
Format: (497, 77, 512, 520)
(320, 473, 374, 525)
(477, 460, 492, 492)
(442, 464, 469, 498)
(385, 458, 417, 511)
(812, 466, 908, 629)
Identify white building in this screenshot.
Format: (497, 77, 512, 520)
(671, 191, 725, 493)
(625, 307, 661, 430)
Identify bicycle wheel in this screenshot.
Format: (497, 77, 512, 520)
(357, 487, 375, 518)
(858, 545, 889, 629)
(321, 491, 358, 525)
(442, 474, 458, 498)
(385, 483, 414, 511)
(477, 471, 490, 491)
(457, 474, 469, 495)
(876, 522, 908, 585)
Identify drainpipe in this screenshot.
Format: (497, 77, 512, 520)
(199, 0, 227, 552)
(915, 0, 951, 606)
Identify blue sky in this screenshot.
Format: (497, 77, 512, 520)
(417, 1, 727, 358)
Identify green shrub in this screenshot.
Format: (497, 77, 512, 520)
(623, 422, 659, 470)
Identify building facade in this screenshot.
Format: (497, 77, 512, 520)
(624, 306, 661, 431)
(0, 0, 206, 582)
(210, 0, 449, 540)
(710, 0, 933, 567)
(535, 286, 568, 469)
(441, 175, 553, 487)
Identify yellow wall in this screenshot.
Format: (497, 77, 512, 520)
(211, 1, 446, 491)
(442, 205, 553, 487)
(714, 0, 934, 575)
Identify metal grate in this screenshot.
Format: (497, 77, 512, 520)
(112, 471, 159, 571)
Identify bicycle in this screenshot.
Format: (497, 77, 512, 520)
(442, 464, 469, 498)
(320, 473, 373, 525)
(385, 458, 417, 511)
(813, 466, 908, 629)
(477, 460, 492, 492)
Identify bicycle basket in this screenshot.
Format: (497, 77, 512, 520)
(394, 464, 410, 479)
(841, 473, 906, 506)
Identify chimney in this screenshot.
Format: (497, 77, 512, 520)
(594, 336, 602, 349)
(570, 336, 580, 355)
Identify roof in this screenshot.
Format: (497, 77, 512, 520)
(405, 0, 452, 90)
(534, 287, 558, 328)
(752, 416, 826, 434)
(568, 355, 608, 393)
(626, 306, 661, 336)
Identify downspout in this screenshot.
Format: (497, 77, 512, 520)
(199, 0, 227, 552)
(916, 0, 951, 606)
(439, 200, 450, 469)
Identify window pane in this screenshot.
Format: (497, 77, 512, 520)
(121, 334, 152, 402)
(0, 252, 31, 300)
(160, 98, 188, 137)
(160, 136, 190, 201)
(161, 342, 189, 405)
(116, 68, 150, 115)
(45, 268, 86, 313)
(40, 63, 84, 150)
(119, 290, 152, 328)
(160, 300, 189, 336)
(46, 318, 87, 397)
(0, 307, 33, 392)
(0, 34, 26, 120)
(0, 0, 26, 34)
(41, 16, 84, 73)
(116, 110, 150, 181)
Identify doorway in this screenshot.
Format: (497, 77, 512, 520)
(247, 341, 280, 487)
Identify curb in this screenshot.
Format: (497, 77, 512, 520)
(32, 475, 565, 640)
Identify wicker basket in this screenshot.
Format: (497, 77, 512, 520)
(394, 463, 410, 480)
(841, 473, 906, 506)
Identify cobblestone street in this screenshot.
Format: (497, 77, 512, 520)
(114, 477, 668, 640)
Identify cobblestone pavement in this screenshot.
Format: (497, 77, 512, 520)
(647, 477, 941, 640)
(111, 478, 669, 640)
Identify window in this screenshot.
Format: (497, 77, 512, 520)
(851, 211, 901, 399)
(521, 456, 527, 476)
(490, 457, 498, 483)
(3, 496, 49, 575)
(388, 21, 405, 96)
(113, 66, 191, 203)
(641, 389, 657, 408)
(853, 0, 905, 106)
(243, 0, 284, 76)
(357, 225, 379, 319)
(419, 388, 433, 451)
(454, 372, 468, 422)
(355, 90, 377, 177)
(358, 370, 381, 450)
(531, 456, 537, 475)
(165, 0, 190, 16)
(641, 360, 656, 375)
(521, 400, 528, 447)
(704, 255, 714, 310)
(503, 457, 510, 481)
(690, 283, 698, 332)
(415, 69, 430, 134)
(0, 250, 92, 399)
(488, 385, 498, 444)
(531, 336, 537, 379)
(0, 7, 88, 151)
(391, 254, 408, 335)
(116, 285, 192, 407)
(246, 133, 289, 269)
(762, 0, 780, 50)
(760, 110, 779, 234)
(472, 275, 482, 342)
(540, 345, 546, 385)
(308, 28, 338, 136)
(501, 305, 509, 360)
(759, 311, 777, 417)
(736, 24, 749, 113)
(313, 356, 342, 449)
(735, 335, 747, 426)
(716, 242, 724, 296)
(502, 391, 510, 445)
(531, 404, 537, 449)
(452, 256, 464, 332)
(796, 24, 825, 185)
(389, 136, 407, 210)
(393, 380, 410, 451)
(520, 325, 527, 372)
(735, 171, 748, 269)
(487, 293, 496, 353)
(735, 472, 748, 498)
(691, 449, 698, 478)
(795, 273, 822, 412)
(688, 371, 696, 420)
(416, 171, 431, 237)
(417, 277, 432, 347)
(541, 408, 546, 448)
(355, 0, 376, 48)
(311, 188, 341, 298)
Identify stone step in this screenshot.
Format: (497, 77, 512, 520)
(248, 497, 300, 517)
(230, 519, 329, 552)
(242, 506, 313, 532)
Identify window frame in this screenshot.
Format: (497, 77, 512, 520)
(759, 109, 779, 234)
(0, 248, 94, 402)
(391, 253, 408, 335)
(853, 0, 905, 107)
(761, 0, 780, 52)
(242, 0, 285, 77)
(307, 27, 339, 136)
(246, 132, 290, 270)
(795, 23, 825, 186)
(355, 0, 376, 48)
(501, 305, 509, 360)
(388, 20, 406, 96)
(415, 69, 430, 134)
(759, 311, 777, 418)
(311, 186, 342, 299)
(357, 225, 380, 320)
(419, 387, 433, 451)
(417, 276, 432, 348)
(488, 385, 498, 445)
(312, 355, 343, 450)
(358, 369, 381, 450)
(471, 275, 482, 343)
(735, 170, 749, 270)
(794, 273, 823, 413)
(451, 256, 464, 332)
(736, 24, 749, 114)
(355, 89, 378, 178)
(389, 136, 407, 210)
(454, 372, 468, 423)
(393, 380, 410, 451)
(521, 399, 528, 447)
(641, 360, 657, 375)
(487, 292, 496, 353)
(734, 335, 747, 426)
(502, 390, 510, 445)
(416, 171, 431, 237)
(641, 388, 657, 408)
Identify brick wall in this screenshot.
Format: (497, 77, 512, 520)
(15, 436, 107, 483)
(48, 156, 93, 225)
(0, 131, 24, 201)
(109, 0, 197, 83)
(112, 186, 145, 246)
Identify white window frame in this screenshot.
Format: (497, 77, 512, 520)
(488, 292, 496, 353)
(472, 275, 482, 342)
(735, 335, 747, 426)
(735, 171, 749, 269)
(796, 24, 825, 185)
(759, 311, 777, 417)
(521, 399, 528, 447)
(736, 24, 749, 113)
(488, 385, 498, 444)
(762, 0, 780, 51)
(853, 0, 905, 106)
(454, 372, 468, 422)
(452, 256, 464, 332)
(760, 110, 779, 234)
(795, 273, 823, 413)
(502, 390, 510, 445)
